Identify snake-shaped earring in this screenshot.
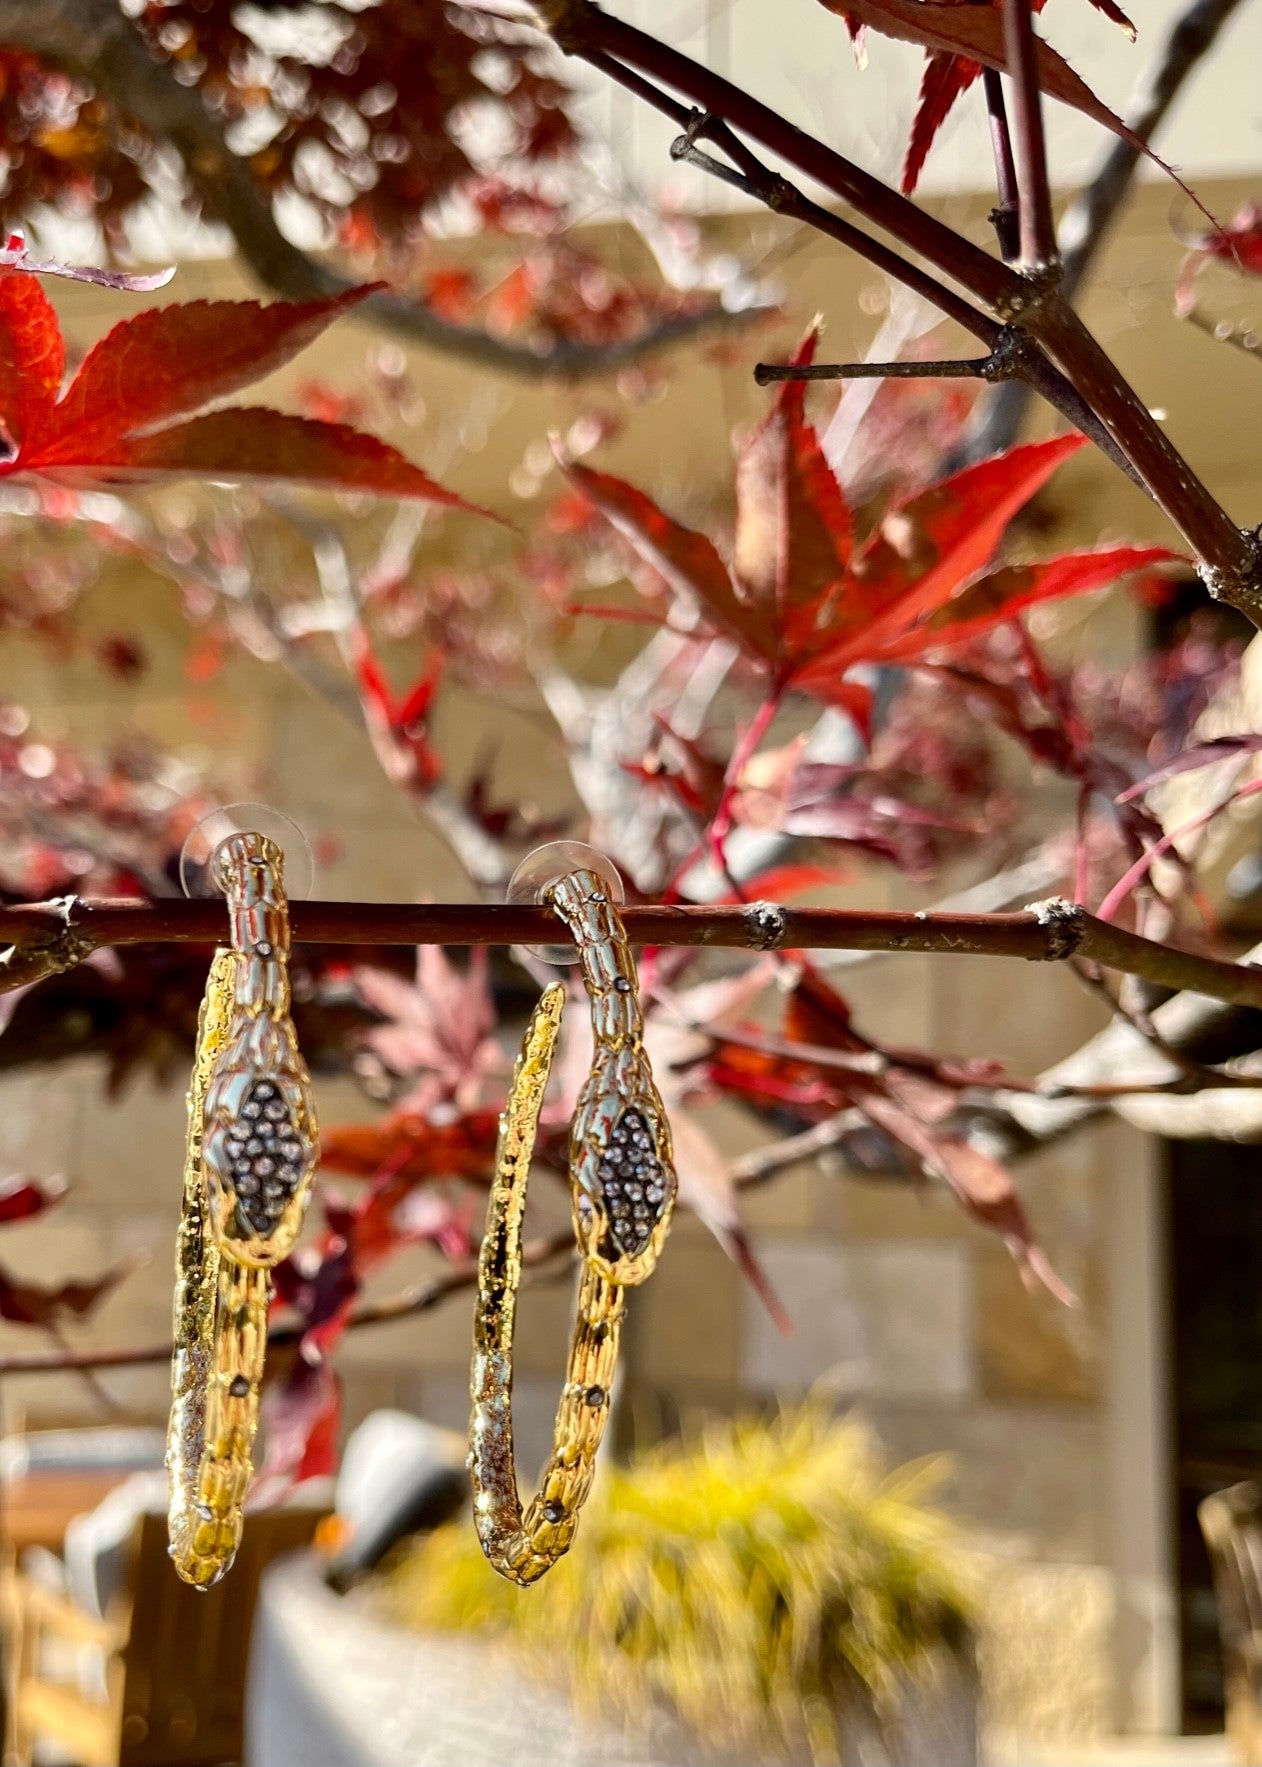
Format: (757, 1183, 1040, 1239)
(167, 831, 319, 1588)
(469, 862, 677, 1586)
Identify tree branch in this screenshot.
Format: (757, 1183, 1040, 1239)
(0, 0, 762, 381)
(965, 0, 1249, 458)
(1001, 0, 1059, 270)
(3, 893, 1262, 1011)
(0, 1230, 575, 1378)
(534, 0, 1262, 623)
(665, 107, 1139, 479)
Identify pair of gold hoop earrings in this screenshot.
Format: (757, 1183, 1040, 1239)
(167, 836, 676, 1592)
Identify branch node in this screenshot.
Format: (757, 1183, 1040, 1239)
(994, 262, 1062, 324)
(1198, 528, 1262, 618)
(1, 896, 96, 993)
(980, 324, 1036, 383)
(1026, 897, 1087, 962)
(745, 900, 788, 950)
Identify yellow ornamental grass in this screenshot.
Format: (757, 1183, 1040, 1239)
(386, 1405, 973, 1762)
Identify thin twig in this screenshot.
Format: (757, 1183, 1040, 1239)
(754, 352, 1016, 385)
(730, 1114, 865, 1187)
(1070, 957, 1254, 1089)
(983, 69, 1021, 263)
(666, 111, 1137, 481)
(0, 1231, 575, 1378)
(1001, 0, 1059, 271)
(964, 0, 1247, 457)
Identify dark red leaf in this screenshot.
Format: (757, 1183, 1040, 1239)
(58, 408, 486, 508)
(0, 269, 63, 449)
(558, 452, 763, 653)
(320, 1110, 500, 1184)
(903, 52, 981, 195)
(825, 0, 1136, 135)
(733, 327, 854, 620)
(572, 414, 1107, 732)
(868, 544, 1179, 662)
(0, 1173, 67, 1224)
(36, 287, 378, 457)
(0, 284, 487, 511)
(825, 0, 1196, 208)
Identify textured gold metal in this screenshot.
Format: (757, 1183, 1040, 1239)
(167, 833, 318, 1589)
(469, 867, 677, 1586)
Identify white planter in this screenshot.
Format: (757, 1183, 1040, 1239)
(247, 1554, 977, 1767)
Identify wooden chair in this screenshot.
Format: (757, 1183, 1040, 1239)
(3, 1506, 325, 1766)
(1200, 1481, 1262, 1764)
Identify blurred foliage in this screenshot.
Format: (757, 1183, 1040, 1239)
(387, 1404, 972, 1762)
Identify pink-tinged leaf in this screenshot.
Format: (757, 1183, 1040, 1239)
(35, 286, 378, 457)
(1097, 774, 1262, 922)
(47, 407, 486, 508)
(734, 326, 854, 625)
(869, 544, 1180, 662)
(1117, 733, 1262, 804)
(354, 945, 505, 1115)
(671, 1109, 790, 1334)
(0, 234, 174, 292)
(559, 452, 768, 656)
(0, 1173, 68, 1224)
(1177, 203, 1262, 311)
(860, 1088, 1072, 1302)
(0, 270, 64, 448)
(903, 52, 981, 194)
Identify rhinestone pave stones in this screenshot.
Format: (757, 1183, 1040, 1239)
(220, 1078, 309, 1238)
(595, 1106, 669, 1257)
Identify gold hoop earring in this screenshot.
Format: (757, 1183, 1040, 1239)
(469, 865, 677, 1586)
(167, 832, 319, 1588)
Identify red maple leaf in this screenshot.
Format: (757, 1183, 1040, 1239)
(561, 330, 1177, 735)
(709, 965, 1068, 1297)
(823, 0, 1150, 195)
(349, 634, 447, 792)
(0, 276, 484, 507)
(320, 1110, 500, 1185)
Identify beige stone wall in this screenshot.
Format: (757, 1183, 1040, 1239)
(3, 176, 1257, 1732)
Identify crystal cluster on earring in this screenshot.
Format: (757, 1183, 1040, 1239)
(221, 1078, 308, 1236)
(597, 1107, 669, 1256)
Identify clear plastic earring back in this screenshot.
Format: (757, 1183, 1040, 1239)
(507, 840, 624, 964)
(179, 802, 315, 901)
